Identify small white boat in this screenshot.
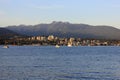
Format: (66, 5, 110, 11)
(67, 42, 72, 47)
(67, 44, 72, 47)
(55, 45, 60, 48)
(3, 45, 9, 48)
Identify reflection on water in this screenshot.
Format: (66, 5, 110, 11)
(0, 46, 120, 80)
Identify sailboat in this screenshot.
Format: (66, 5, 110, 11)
(67, 42, 72, 47)
(55, 45, 60, 48)
(3, 45, 9, 48)
(3, 41, 9, 48)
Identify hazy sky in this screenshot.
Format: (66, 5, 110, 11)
(0, 0, 120, 28)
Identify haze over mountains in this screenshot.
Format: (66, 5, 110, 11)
(1, 21, 120, 40)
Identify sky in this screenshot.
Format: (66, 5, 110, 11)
(0, 0, 120, 29)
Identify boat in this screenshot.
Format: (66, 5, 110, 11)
(67, 42, 72, 47)
(3, 45, 9, 48)
(67, 44, 72, 47)
(55, 45, 60, 48)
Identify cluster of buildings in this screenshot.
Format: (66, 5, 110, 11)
(2, 35, 120, 46)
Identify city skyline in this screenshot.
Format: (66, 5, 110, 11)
(0, 0, 120, 29)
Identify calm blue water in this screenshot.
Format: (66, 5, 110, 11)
(0, 46, 120, 80)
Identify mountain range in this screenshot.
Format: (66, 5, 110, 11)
(1, 21, 120, 40)
(0, 28, 23, 39)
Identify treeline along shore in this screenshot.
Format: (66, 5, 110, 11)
(0, 35, 120, 46)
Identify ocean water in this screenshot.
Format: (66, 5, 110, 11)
(0, 46, 120, 80)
